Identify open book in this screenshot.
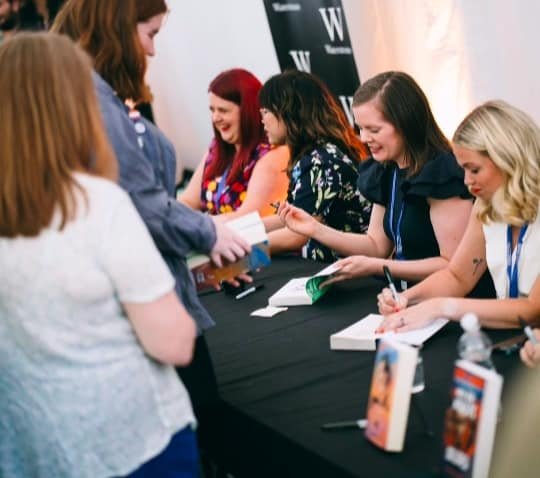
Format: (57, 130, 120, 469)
(364, 337, 418, 452)
(187, 212, 271, 291)
(267, 262, 341, 306)
(330, 314, 448, 351)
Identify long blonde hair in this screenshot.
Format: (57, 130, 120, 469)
(0, 32, 117, 238)
(453, 100, 540, 225)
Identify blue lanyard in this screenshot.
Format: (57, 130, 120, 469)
(506, 224, 528, 298)
(388, 168, 406, 260)
(214, 166, 231, 204)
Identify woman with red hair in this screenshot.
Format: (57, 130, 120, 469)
(179, 68, 289, 218)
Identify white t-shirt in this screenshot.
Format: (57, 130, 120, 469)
(0, 173, 195, 478)
(484, 212, 540, 299)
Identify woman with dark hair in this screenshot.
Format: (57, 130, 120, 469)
(179, 68, 289, 218)
(260, 69, 372, 262)
(0, 0, 44, 41)
(279, 71, 484, 289)
(0, 32, 197, 478)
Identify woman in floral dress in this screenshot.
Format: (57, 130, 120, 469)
(260, 70, 371, 262)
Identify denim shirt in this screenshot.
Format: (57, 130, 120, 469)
(93, 73, 215, 331)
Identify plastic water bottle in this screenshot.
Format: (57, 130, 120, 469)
(457, 313, 495, 370)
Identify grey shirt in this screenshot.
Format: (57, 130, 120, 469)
(94, 73, 215, 331)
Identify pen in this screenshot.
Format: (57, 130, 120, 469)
(270, 201, 280, 213)
(235, 284, 264, 300)
(321, 419, 367, 431)
(382, 265, 400, 304)
(518, 316, 539, 345)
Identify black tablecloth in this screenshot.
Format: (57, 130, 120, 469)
(201, 257, 521, 478)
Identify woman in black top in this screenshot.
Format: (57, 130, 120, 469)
(279, 71, 492, 293)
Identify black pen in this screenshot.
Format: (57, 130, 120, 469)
(321, 419, 367, 431)
(235, 284, 264, 300)
(382, 265, 400, 303)
(270, 201, 280, 213)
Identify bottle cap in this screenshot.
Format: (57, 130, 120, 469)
(460, 313, 480, 332)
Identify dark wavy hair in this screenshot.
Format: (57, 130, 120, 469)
(353, 71, 451, 176)
(204, 68, 266, 186)
(259, 70, 368, 174)
(52, 0, 166, 104)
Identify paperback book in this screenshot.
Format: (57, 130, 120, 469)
(441, 360, 503, 478)
(330, 313, 448, 351)
(364, 337, 418, 452)
(267, 262, 341, 306)
(187, 212, 271, 291)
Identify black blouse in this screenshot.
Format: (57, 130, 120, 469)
(357, 152, 471, 261)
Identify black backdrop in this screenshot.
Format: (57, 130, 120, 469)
(263, 0, 361, 126)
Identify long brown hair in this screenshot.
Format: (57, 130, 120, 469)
(0, 32, 117, 238)
(353, 71, 451, 176)
(51, 0, 162, 103)
(259, 70, 368, 174)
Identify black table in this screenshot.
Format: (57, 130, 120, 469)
(201, 257, 521, 478)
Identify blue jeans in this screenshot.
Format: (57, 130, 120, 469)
(124, 426, 199, 478)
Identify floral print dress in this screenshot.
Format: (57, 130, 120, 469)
(288, 142, 371, 262)
(200, 141, 271, 214)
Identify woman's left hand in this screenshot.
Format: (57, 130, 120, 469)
(376, 298, 443, 333)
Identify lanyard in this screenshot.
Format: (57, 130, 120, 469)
(214, 166, 231, 205)
(388, 168, 406, 260)
(506, 224, 528, 298)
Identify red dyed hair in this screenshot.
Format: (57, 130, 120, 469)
(203, 68, 266, 185)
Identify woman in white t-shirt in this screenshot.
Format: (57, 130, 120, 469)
(377, 100, 540, 331)
(0, 33, 198, 478)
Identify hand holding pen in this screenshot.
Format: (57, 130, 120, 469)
(519, 317, 540, 368)
(377, 266, 408, 315)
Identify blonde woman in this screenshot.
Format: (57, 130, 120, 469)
(378, 100, 540, 331)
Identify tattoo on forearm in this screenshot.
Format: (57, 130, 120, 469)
(472, 258, 484, 275)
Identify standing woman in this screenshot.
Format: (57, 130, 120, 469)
(260, 69, 372, 262)
(0, 33, 197, 478)
(52, 0, 250, 459)
(179, 68, 289, 218)
(378, 101, 540, 331)
(279, 71, 487, 291)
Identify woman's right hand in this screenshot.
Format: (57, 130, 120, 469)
(278, 202, 318, 237)
(377, 287, 408, 315)
(520, 330, 540, 368)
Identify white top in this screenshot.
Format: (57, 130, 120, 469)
(0, 174, 195, 478)
(484, 212, 540, 299)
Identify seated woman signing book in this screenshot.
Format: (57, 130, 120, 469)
(259, 69, 372, 262)
(377, 100, 540, 331)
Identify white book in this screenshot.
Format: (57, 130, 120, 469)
(268, 263, 341, 306)
(442, 360, 503, 478)
(364, 337, 418, 452)
(330, 313, 448, 351)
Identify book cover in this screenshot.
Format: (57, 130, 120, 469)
(441, 360, 503, 478)
(365, 337, 418, 452)
(330, 314, 448, 351)
(187, 212, 271, 291)
(267, 262, 340, 306)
